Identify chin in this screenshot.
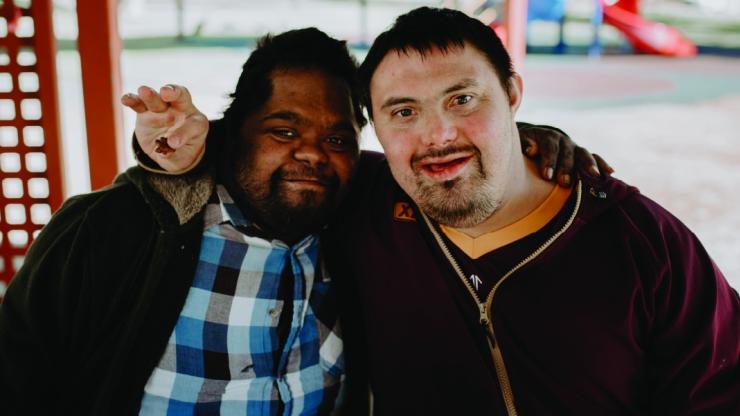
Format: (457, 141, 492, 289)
(416, 189, 501, 229)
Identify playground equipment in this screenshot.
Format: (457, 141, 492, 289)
(599, 0, 697, 57)
(489, 0, 697, 57)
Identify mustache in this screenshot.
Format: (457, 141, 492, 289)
(273, 165, 338, 187)
(411, 144, 479, 165)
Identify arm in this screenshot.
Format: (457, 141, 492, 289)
(653, 243, 739, 413)
(631, 198, 740, 414)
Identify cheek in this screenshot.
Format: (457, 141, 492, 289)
(376, 127, 415, 168)
(461, 112, 495, 138)
(461, 114, 510, 155)
(243, 142, 284, 180)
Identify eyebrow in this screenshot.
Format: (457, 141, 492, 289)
(380, 96, 417, 111)
(379, 78, 480, 110)
(261, 111, 305, 124)
(443, 78, 479, 95)
(262, 111, 357, 134)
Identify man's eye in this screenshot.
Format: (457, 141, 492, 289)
(392, 108, 414, 118)
(325, 136, 356, 150)
(272, 129, 297, 138)
(326, 136, 346, 146)
(454, 95, 473, 106)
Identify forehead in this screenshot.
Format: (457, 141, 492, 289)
(370, 44, 500, 95)
(266, 69, 352, 112)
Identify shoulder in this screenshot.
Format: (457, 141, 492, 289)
(23, 179, 149, 260)
(581, 174, 724, 285)
(607, 183, 699, 258)
(69, 174, 153, 224)
(48, 180, 142, 229)
(579, 173, 692, 244)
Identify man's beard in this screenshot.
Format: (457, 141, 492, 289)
(408, 146, 502, 228)
(237, 163, 340, 241)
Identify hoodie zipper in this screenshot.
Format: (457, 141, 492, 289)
(419, 181, 583, 416)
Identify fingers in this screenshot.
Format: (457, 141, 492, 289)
(137, 110, 176, 130)
(120, 93, 147, 113)
(593, 153, 615, 175)
(160, 84, 195, 113)
(138, 85, 169, 112)
(555, 142, 575, 187)
(519, 131, 539, 158)
(165, 112, 208, 150)
(575, 146, 600, 177)
(536, 131, 559, 181)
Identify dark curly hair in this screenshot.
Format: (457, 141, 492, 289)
(223, 27, 366, 136)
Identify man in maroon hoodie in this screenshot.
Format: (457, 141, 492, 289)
(128, 8, 738, 415)
(330, 7, 738, 415)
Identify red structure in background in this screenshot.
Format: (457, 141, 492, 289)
(602, 0, 697, 57)
(1, 0, 123, 296)
(503, 0, 528, 69)
(0, 0, 65, 295)
(486, 0, 529, 70)
(77, 0, 126, 190)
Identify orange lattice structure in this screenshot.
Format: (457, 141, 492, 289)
(0, 0, 64, 296)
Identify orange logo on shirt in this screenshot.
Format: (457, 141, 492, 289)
(394, 202, 416, 222)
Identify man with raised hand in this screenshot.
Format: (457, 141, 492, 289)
(1, 28, 366, 415)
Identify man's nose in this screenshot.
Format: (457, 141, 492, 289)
(422, 112, 457, 147)
(293, 140, 328, 166)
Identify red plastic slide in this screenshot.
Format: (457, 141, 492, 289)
(603, 0, 697, 57)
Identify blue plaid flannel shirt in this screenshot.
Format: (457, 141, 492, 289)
(140, 185, 345, 415)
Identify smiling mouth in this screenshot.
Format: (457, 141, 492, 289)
(284, 177, 326, 184)
(418, 155, 473, 180)
(281, 177, 331, 191)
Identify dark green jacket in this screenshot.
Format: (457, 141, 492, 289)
(0, 166, 214, 415)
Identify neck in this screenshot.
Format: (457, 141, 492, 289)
(452, 157, 555, 238)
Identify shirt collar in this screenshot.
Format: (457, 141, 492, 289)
(203, 184, 252, 230)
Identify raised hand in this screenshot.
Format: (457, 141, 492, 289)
(121, 84, 209, 173)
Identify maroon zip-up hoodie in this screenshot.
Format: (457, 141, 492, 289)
(328, 152, 739, 415)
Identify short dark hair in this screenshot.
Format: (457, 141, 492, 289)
(358, 7, 515, 119)
(223, 27, 366, 135)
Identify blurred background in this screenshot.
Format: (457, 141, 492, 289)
(1, 0, 739, 294)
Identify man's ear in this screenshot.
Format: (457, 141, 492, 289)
(508, 73, 523, 114)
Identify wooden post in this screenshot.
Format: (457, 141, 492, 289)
(76, 0, 125, 190)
